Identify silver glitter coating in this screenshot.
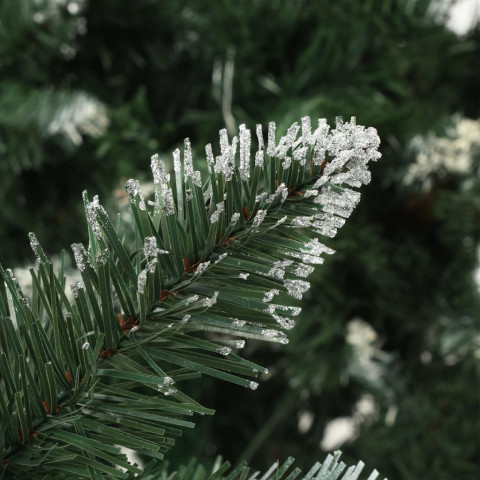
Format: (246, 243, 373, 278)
(281, 156, 292, 169)
(196, 261, 210, 275)
(144, 236, 159, 259)
(268, 215, 287, 230)
(285, 122, 300, 146)
(70, 281, 84, 298)
(267, 122, 276, 157)
(183, 138, 202, 187)
(137, 269, 148, 294)
(303, 238, 335, 256)
(255, 192, 268, 203)
(272, 313, 296, 330)
(72, 243, 88, 272)
(137, 259, 157, 294)
(284, 279, 310, 300)
(163, 388, 178, 396)
(268, 260, 293, 279)
(219, 129, 229, 156)
(185, 295, 199, 305)
(252, 210, 267, 228)
(262, 289, 280, 303)
(162, 188, 175, 215)
(255, 150, 264, 168)
(183, 138, 193, 181)
(230, 212, 240, 225)
(28, 232, 40, 261)
(214, 253, 228, 264)
(293, 146, 308, 165)
(85, 195, 102, 240)
(205, 143, 215, 167)
(291, 216, 313, 228)
(200, 291, 218, 308)
(304, 189, 318, 198)
(261, 328, 289, 344)
(256, 124, 264, 150)
(294, 263, 315, 278)
(96, 249, 109, 266)
(125, 179, 146, 210)
(301, 116, 313, 145)
(239, 124, 251, 180)
(151, 153, 162, 183)
(217, 346, 232, 356)
(210, 202, 224, 223)
(172, 149, 181, 173)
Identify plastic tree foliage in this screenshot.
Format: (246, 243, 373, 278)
(0, 117, 382, 479)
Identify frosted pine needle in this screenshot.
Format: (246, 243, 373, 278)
(294, 263, 315, 278)
(252, 209, 267, 228)
(217, 346, 232, 356)
(143, 237, 159, 259)
(267, 121, 276, 157)
(273, 313, 296, 330)
(125, 179, 146, 210)
(284, 279, 310, 300)
(28, 232, 40, 261)
(205, 143, 214, 167)
(239, 124, 251, 180)
(70, 281, 84, 298)
(256, 124, 264, 150)
(268, 260, 293, 279)
(301, 116, 313, 145)
(255, 149, 264, 168)
(71, 243, 88, 272)
(85, 195, 102, 239)
(263, 289, 280, 303)
(210, 202, 224, 223)
(200, 291, 219, 308)
(195, 261, 210, 275)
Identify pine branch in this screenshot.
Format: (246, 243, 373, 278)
(0, 83, 108, 172)
(0, 117, 381, 478)
(136, 450, 387, 480)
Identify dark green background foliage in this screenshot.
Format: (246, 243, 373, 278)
(1, 0, 478, 479)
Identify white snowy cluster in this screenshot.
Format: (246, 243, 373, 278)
(28, 232, 41, 263)
(404, 116, 479, 189)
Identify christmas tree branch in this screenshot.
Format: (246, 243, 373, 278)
(0, 117, 380, 478)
